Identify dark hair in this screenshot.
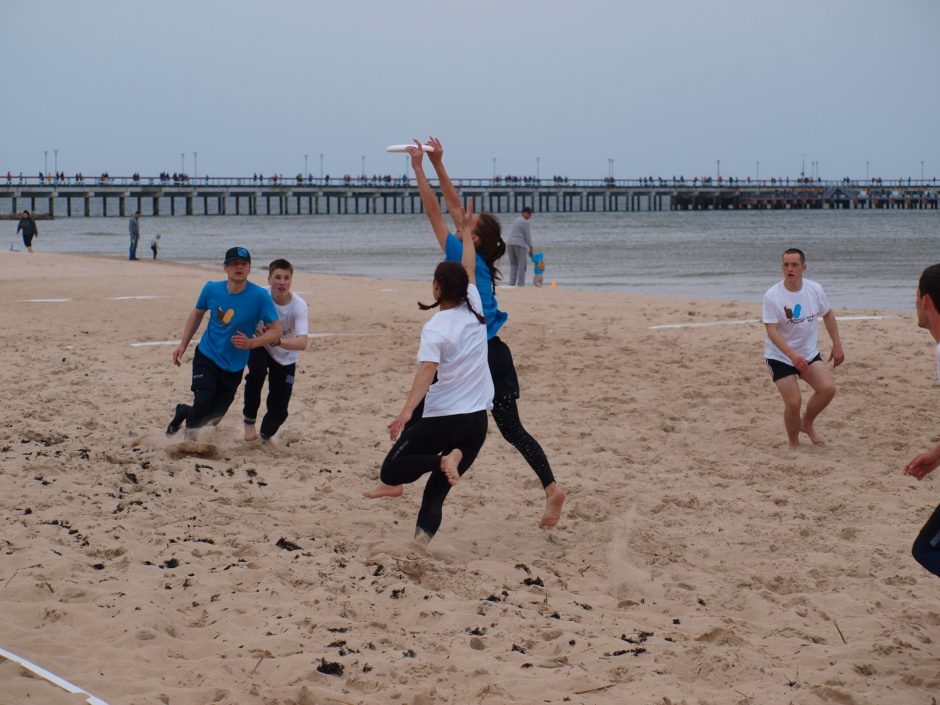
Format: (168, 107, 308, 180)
(418, 261, 486, 325)
(783, 247, 805, 263)
(919, 264, 940, 310)
(473, 213, 505, 284)
(21, 210, 32, 220)
(268, 258, 293, 275)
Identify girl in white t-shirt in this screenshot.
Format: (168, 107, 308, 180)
(364, 203, 493, 542)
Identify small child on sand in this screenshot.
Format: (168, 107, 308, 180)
(150, 234, 161, 259)
(531, 251, 545, 287)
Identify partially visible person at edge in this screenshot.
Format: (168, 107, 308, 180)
(242, 258, 309, 443)
(17, 210, 37, 252)
(167, 247, 281, 441)
(416, 137, 566, 530)
(762, 248, 844, 448)
(506, 206, 535, 286)
(128, 210, 141, 260)
(902, 263, 940, 578)
(364, 193, 493, 544)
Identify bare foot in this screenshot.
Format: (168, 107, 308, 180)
(363, 483, 404, 499)
(539, 485, 567, 530)
(244, 424, 260, 442)
(800, 422, 825, 445)
(440, 449, 463, 486)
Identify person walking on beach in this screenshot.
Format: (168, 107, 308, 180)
(506, 206, 535, 286)
(128, 211, 141, 260)
(150, 233, 161, 259)
(242, 259, 309, 443)
(413, 138, 566, 530)
(364, 199, 493, 543)
(167, 247, 281, 441)
(902, 263, 940, 578)
(763, 248, 844, 448)
(16, 210, 37, 252)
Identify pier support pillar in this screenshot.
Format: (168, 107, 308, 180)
(152, 197, 159, 215)
(119, 197, 126, 217)
(100, 196, 105, 216)
(84, 197, 91, 216)
(49, 197, 55, 217)
(67, 197, 72, 216)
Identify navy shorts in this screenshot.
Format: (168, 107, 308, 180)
(766, 353, 823, 382)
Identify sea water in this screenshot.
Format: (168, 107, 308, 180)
(12, 209, 938, 312)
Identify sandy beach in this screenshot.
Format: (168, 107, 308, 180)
(2, 250, 940, 705)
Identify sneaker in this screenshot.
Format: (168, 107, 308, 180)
(166, 404, 187, 436)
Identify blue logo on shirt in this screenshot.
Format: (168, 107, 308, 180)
(792, 304, 801, 318)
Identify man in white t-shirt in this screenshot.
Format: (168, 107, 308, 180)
(902, 263, 940, 578)
(242, 259, 309, 442)
(763, 248, 844, 448)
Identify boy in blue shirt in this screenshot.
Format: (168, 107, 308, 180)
(167, 247, 281, 440)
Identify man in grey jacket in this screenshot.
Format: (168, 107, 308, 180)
(506, 206, 534, 286)
(128, 211, 141, 260)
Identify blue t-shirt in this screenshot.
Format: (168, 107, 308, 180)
(445, 233, 507, 340)
(195, 280, 279, 372)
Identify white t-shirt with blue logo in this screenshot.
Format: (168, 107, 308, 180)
(762, 279, 831, 365)
(195, 280, 279, 372)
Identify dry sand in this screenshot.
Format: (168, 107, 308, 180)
(2, 251, 940, 705)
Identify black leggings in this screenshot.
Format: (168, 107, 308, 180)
(491, 396, 555, 488)
(912, 503, 940, 578)
(381, 410, 487, 538)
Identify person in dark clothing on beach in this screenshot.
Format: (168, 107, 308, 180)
(167, 247, 281, 441)
(903, 263, 940, 578)
(16, 210, 38, 252)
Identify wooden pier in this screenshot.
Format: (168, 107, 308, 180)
(1, 178, 937, 217)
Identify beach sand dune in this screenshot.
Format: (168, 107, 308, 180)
(2, 252, 939, 704)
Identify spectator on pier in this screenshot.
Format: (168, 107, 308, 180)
(128, 211, 141, 261)
(506, 206, 535, 287)
(17, 210, 38, 253)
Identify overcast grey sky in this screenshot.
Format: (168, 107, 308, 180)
(5, 0, 939, 180)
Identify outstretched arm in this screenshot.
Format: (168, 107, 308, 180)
(459, 197, 479, 283)
(172, 308, 207, 366)
(408, 141, 449, 251)
(426, 137, 464, 231)
(388, 361, 438, 440)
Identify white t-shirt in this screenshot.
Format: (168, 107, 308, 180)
(418, 284, 494, 417)
(762, 279, 831, 364)
(255, 287, 309, 366)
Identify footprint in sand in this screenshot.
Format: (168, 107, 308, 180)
(165, 441, 219, 459)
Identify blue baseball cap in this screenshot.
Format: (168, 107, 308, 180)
(224, 246, 251, 264)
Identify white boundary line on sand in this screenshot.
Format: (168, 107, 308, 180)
(109, 295, 162, 300)
(0, 645, 111, 705)
(649, 315, 884, 331)
(130, 333, 378, 347)
(18, 298, 72, 303)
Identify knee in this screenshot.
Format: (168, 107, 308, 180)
(782, 397, 801, 415)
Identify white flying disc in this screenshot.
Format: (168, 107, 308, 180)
(385, 144, 435, 153)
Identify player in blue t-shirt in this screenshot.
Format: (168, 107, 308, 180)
(166, 247, 281, 440)
(408, 138, 566, 531)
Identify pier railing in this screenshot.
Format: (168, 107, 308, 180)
(2, 175, 938, 189)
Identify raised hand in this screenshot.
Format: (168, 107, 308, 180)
(427, 137, 443, 165)
(405, 139, 426, 171)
